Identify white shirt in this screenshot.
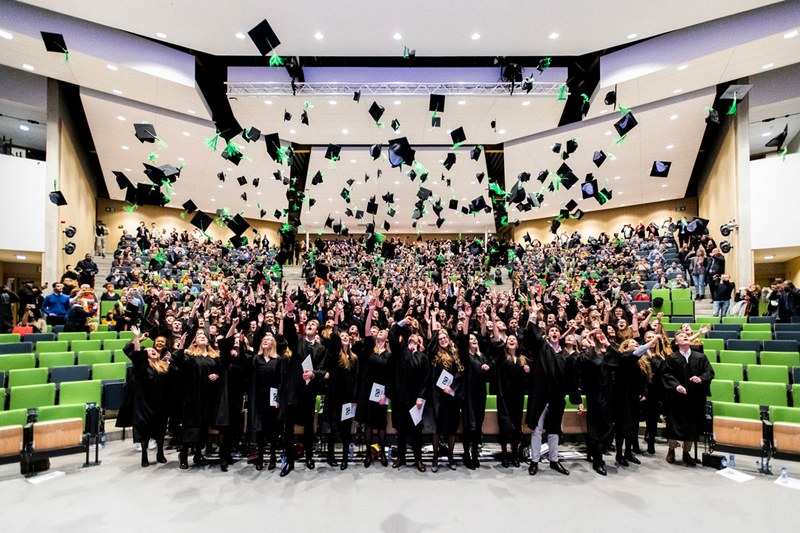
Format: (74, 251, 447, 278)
(679, 348, 691, 362)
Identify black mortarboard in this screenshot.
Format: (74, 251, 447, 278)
(308, 198, 316, 208)
(560, 208, 571, 219)
(436, 217, 446, 228)
(124, 187, 137, 205)
(517, 171, 531, 183)
(417, 187, 433, 201)
(190, 211, 213, 232)
(355, 209, 365, 219)
(706, 108, 720, 125)
(650, 161, 671, 178)
(264, 133, 282, 162)
(237, 176, 248, 186)
(490, 119, 497, 131)
(365, 222, 375, 234)
(556, 163, 572, 178)
(508, 182, 526, 204)
(432, 201, 444, 216)
(565, 199, 579, 212)
(382, 192, 395, 203)
(332, 220, 343, 234)
(344, 208, 353, 218)
(383, 220, 391, 231)
(49, 190, 67, 206)
(614, 111, 638, 137)
(182, 200, 198, 214)
(244, 127, 261, 142)
(325, 145, 341, 161)
(217, 172, 226, 182)
(387, 137, 415, 168)
(274, 209, 282, 219)
(252, 177, 260, 187)
(340, 188, 351, 202)
(369, 144, 381, 160)
(475, 172, 485, 184)
(214, 114, 243, 142)
(573, 209, 585, 220)
(604, 90, 617, 106)
(346, 178, 355, 188)
(523, 232, 532, 243)
(227, 214, 250, 236)
(765, 124, 788, 149)
(311, 171, 323, 185)
(368, 101, 385, 123)
(143, 163, 177, 185)
(461, 206, 470, 215)
(240, 192, 248, 201)
(537, 170, 549, 183)
(442, 153, 456, 171)
(391, 119, 401, 132)
(550, 218, 561, 234)
(565, 139, 578, 154)
(221, 149, 242, 166)
(387, 207, 396, 217)
(411, 208, 423, 221)
(353, 91, 361, 102)
(283, 110, 292, 122)
(259, 209, 266, 218)
(229, 235, 246, 248)
(470, 145, 482, 161)
(325, 215, 334, 228)
(470, 196, 488, 213)
(450, 127, 466, 145)
(552, 142, 562, 154)
(41, 31, 67, 54)
(431, 116, 442, 128)
(597, 188, 613, 205)
(248, 19, 281, 56)
(429, 94, 446, 113)
(113, 171, 133, 190)
(300, 110, 309, 125)
(273, 170, 282, 181)
(449, 199, 458, 210)
(561, 172, 579, 190)
(367, 196, 379, 215)
(134, 123, 157, 143)
(582, 176, 598, 199)
(593, 150, 607, 167)
(136, 183, 167, 206)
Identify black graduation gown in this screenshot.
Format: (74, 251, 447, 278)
(355, 336, 391, 429)
(214, 337, 247, 429)
(491, 340, 528, 433)
(460, 336, 491, 433)
(243, 351, 283, 441)
(279, 316, 330, 424)
(325, 335, 360, 436)
(661, 350, 714, 442)
(128, 349, 170, 440)
(607, 346, 645, 437)
(172, 349, 221, 444)
(427, 330, 464, 435)
(642, 354, 665, 424)
(577, 349, 613, 444)
(387, 323, 431, 429)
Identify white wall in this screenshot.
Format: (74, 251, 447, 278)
(750, 153, 800, 249)
(0, 153, 46, 252)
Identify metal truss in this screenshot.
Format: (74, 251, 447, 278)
(226, 81, 563, 97)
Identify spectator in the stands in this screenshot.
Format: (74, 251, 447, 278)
(710, 274, 735, 318)
(101, 283, 121, 301)
(689, 248, 708, 300)
(77, 253, 100, 287)
(669, 274, 689, 289)
(665, 262, 683, 276)
(42, 282, 71, 326)
(17, 280, 42, 314)
(61, 264, 79, 295)
(653, 276, 670, 291)
(64, 301, 92, 333)
(0, 284, 20, 333)
(777, 281, 800, 322)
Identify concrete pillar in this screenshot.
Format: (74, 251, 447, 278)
(43, 79, 61, 285)
(734, 93, 753, 285)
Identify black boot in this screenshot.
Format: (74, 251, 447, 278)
(340, 450, 349, 471)
(379, 447, 388, 467)
(156, 440, 167, 464)
(500, 444, 509, 468)
(255, 447, 265, 471)
(193, 447, 207, 466)
(463, 444, 474, 470)
(471, 443, 480, 469)
(141, 440, 150, 467)
(511, 443, 521, 468)
(179, 447, 189, 469)
(267, 449, 277, 471)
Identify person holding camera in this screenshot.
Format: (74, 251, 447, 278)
(0, 284, 20, 333)
(95, 220, 109, 258)
(710, 274, 735, 318)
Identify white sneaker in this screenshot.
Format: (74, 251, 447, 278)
(136, 443, 142, 452)
(148, 440, 156, 450)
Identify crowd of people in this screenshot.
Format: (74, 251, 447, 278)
(3, 217, 800, 479)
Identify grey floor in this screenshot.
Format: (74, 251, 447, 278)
(1, 440, 797, 533)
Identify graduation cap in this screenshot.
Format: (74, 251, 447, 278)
(442, 153, 457, 171)
(597, 188, 613, 205)
(325, 145, 341, 161)
(490, 119, 497, 131)
(369, 144, 381, 160)
(49, 190, 67, 206)
(274, 209, 283, 219)
(243, 127, 261, 142)
(283, 110, 292, 122)
(382, 192, 395, 204)
(252, 177, 260, 188)
(550, 218, 561, 234)
(387, 207, 397, 217)
(387, 137, 415, 168)
(181, 199, 198, 214)
(765, 124, 788, 150)
(113, 171, 134, 191)
(419, 172, 429, 183)
(248, 19, 281, 56)
(565, 139, 578, 154)
(217, 172, 226, 182)
(431, 115, 442, 128)
(516, 171, 531, 183)
(561, 172, 579, 190)
(450, 127, 466, 146)
(429, 94, 446, 113)
(353, 91, 361, 103)
(686, 217, 709, 235)
(650, 160, 671, 178)
(300, 110, 309, 126)
(325, 215, 334, 228)
(461, 206, 470, 215)
(593, 151, 607, 167)
(133, 123, 157, 143)
(470, 145, 482, 161)
(536, 170, 549, 183)
(565, 199, 579, 212)
(559, 207, 571, 219)
(221, 149, 243, 166)
(259, 209, 267, 218)
(346, 178, 355, 188)
(436, 217, 446, 228)
(475, 172, 485, 184)
(229, 235, 247, 248)
(332, 220, 343, 235)
(225, 214, 249, 236)
(311, 170, 324, 185)
(383, 220, 391, 231)
(41, 31, 68, 54)
(273, 170, 283, 181)
(391, 119, 401, 132)
(355, 209, 365, 220)
(135, 183, 167, 206)
(308, 198, 316, 208)
(417, 187, 433, 201)
(581, 176, 599, 199)
(213, 114, 243, 142)
(706, 108, 720, 125)
(240, 192, 248, 202)
(407, 169, 416, 182)
(448, 199, 458, 210)
(614, 111, 638, 137)
(190, 211, 213, 232)
(411, 208, 423, 221)
(508, 182, 526, 204)
(368, 101, 385, 123)
(237, 176, 248, 186)
(572, 209, 585, 220)
(552, 143, 562, 154)
(470, 196, 488, 213)
(366, 196, 379, 215)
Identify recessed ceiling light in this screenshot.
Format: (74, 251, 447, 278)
(661, 184, 668, 188)
(210, 198, 216, 202)
(121, 145, 129, 150)
(784, 30, 798, 39)
(235, 32, 246, 40)
(677, 64, 689, 71)
(113, 89, 123, 95)
(328, 99, 337, 105)
(471, 33, 481, 40)
(673, 88, 683, 94)
(350, 159, 357, 163)
(394, 180, 400, 185)
(762, 63, 774, 70)
(457, 100, 466, 105)
(22, 63, 34, 71)
(15, 255, 26, 260)
(522, 101, 531, 106)
(314, 32, 324, 40)
(498, 129, 506, 134)
(19, 124, 29, 131)
(431, 182, 438, 186)
(666, 144, 674, 149)
(177, 157, 184, 161)
(227, 168, 232, 171)
(341, 129, 348, 134)
(289, 129, 296, 134)
(182, 131, 191, 137)
(627, 33, 638, 39)
(393, 100, 402, 105)
(393, 32, 402, 40)
(617, 192, 624, 195)
(613, 176, 621, 180)
(548, 32, 559, 39)
(764, 255, 775, 260)
(670, 114, 678, 120)
(116, 115, 126, 121)
(0, 30, 13, 40)
(256, 191, 262, 195)
(106, 64, 118, 71)
(263, 100, 273, 105)
(659, 198, 665, 201)
(476, 220, 482, 224)
(600, 109, 608, 114)
(217, 184, 224, 189)
(605, 131, 613, 136)
(187, 109, 195, 115)
(328, 198, 333, 201)
(620, 203, 625, 207)
(761, 132, 771, 137)
(124, 168, 131, 172)
(470, 182, 476, 185)
(156, 32, 167, 39)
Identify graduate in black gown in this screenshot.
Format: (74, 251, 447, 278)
(214, 318, 249, 472)
(244, 331, 286, 471)
(427, 327, 464, 472)
(613, 338, 649, 467)
(458, 307, 492, 470)
(491, 321, 530, 468)
(323, 329, 359, 470)
(388, 317, 430, 473)
(128, 326, 170, 467)
(639, 329, 670, 455)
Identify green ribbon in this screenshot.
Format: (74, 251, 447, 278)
(269, 53, 284, 67)
(727, 92, 737, 116)
(180, 211, 186, 220)
(148, 152, 159, 163)
(539, 57, 551, 71)
(580, 94, 589, 103)
(619, 105, 631, 115)
(205, 133, 220, 151)
(613, 134, 627, 146)
(226, 140, 243, 158)
(155, 137, 169, 149)
(304, 101, 315, 109)
(403, 46, 410, 59)
(779, 147, 788, 161)
(123, 203, 137, 213)
(557, 84, 568, 101)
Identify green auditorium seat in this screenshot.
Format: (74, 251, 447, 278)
(651, 288, 671, 302)
(671, 288, 692, 301)
(0, 353, 36, 372)
(77, 350, 113, 366)
(652, 301, 672, 316)
(0, 409, 27, 427)
(140, 338, 154, 348)
(662, 323, 683, 332)
(485, 395, 497, 410)
(770, 406, 800, 424)
(92, 362, 127, 381)
(671, 300, 695, 316)
(719, 350, 758, 366)
(38, 352, 75, 368)
(118, 331, 135, 341)
(713, 401, 760, 420)
(710, 380, 735, 403)
(96, 324, 109, 332)
(57, 332, 87, 342)
(770, 406, 800, 454)
(59, 380, 102, 407)
(89, 331, 117, 341)
(9, 383, 56, 410)
(695, 316, 721, 324)
(103, 339, 128, 351)
(747, 365, 789, 384)
(742, 323, 772, 332)
(113, 351, 132, 364)
(740, 331, 772, 342)
(722, 317, 747, 325)
(35, 341, 69, 354)
(0, 387, 5, 409)
(8, 368, 48, 387)
(738, 382, 787, 407)
(99, 301, 116, 318)
(71, 340, 102, 353)
(710, 362, 744, 381)
(0, 334, 21, 344)
(37, 404, 86, 427)
(702, 339, 725, 353)
(565, 395, 587, 410)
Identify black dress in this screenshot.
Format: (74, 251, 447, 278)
(172, 349, 221, 444)
(245, 352, 283, 443)
(427, 330, 463, 435)
(355, 336, 391, 429)
(578, 349, 614, 465)
(128, 349, 170, 441)
(492, 341, 528, 433)
(460, 336, 491, 435)
(661, 350, 714, 442)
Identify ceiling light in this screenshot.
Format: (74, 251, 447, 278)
(548, 32, 559, 39)
(393, 100, 402, 105)
(328, 99, 337, 105)
(762, 63, 774, 70)
(156, 32, 167, 39)
(328, 198, 333, 202)
(106, 64, 118, 71)
(677, 64, 689, 71)
(784, 30, 798, 39)
(394, 181, 400, 185)
(15, 255, 26, 260)
(626, 33, 638, 39)
(661, 184, 668, 188)
(263, 100, 273, 105)
(432, 181, 438, 185)
(187, 109, 195, 115)
(289, 129, 296, 134)
(605, 131, 612, 136)
(218, 184, 224, 188)
(210, 198, 216, 202)
(522, 101, 531, 106)
(392, 32, 402, 40)
(116, 115, 126, 121)
(22, 63, 34, 71)
(600, 110, 608, 114)
(350, 159, 357, 163)
(112, 89, 123, 95)
(121, 145, 129, 150)
(659, 198, 665, 201)
(341, 129, 348, 134)
(761, 132, 771, 137)
(498, 129, 506, 134)
(314, 32, 324, 40)
(613, 176, 621, 180)
(235, 32, 246, 40)
(673, 88, 683, 94)
(617, 192, 623, 195)
(227, 168, 233, 172)
(620, 203, 625, 207)
(0, 30, 14, 40)
(182, 131, 191, 137)
(764, 255, 775, 260)
(256, 191, 262, 195)
(19, 124, 29, 131)
(457, 100, 466, 105)
(177, 157, 184, 161)
(124, 168, 131, 172)
(471, 33, 481, 40)
(666, 144, 674, 149)
(670, 114, 678, 120)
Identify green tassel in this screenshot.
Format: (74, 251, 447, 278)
(413, 160, 429, 176)
(64, 50, 69, 62)
(779, 147, 788, 161)
(613, 134, 627, 145)
(581, 93, 589, 103)
(177, 163, 186, 170)
(155, 137, 169, 149)
(269, 53, 284, 67)
(403, 46, 410, 59)
(281, 223, 293, 233)
(727, 93, 737, 116)
(500, 215, 508, 226)
(304, 101, 314, 109)
(276, 146, 290, 164)
(226, 140, 242, 158)
(489, 182, 506, 196)
(598, 190, 609, 204)
(154, 252, 167, 264)
(557, 84, 568, 101)
(162, 194, 170, 204)
(53, 179, 57, 191)
(205, 133, 220, 151)
(375, 121, 384, 128)
(148, 152, 159, 163)
(375, 233, 385, 244)
(161, 181, 174, 197)
(376, 257, 383, 266)
(123, 203, 137, 213)
(540, 57, 551, 71)
(180, 211, 186, 220)
(619, 105, 631, 115)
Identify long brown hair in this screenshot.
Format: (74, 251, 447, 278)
(339, 342, 357, 370)
(149, 357, 169, 374)
(433, 342, 464, 372)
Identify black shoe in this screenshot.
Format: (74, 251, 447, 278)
(380, 452, 388, 467)
(193, 454, 208, 466)
(306, 456, 315, 470)
(647, 443, 656, 455)
(280, 462, 294, 477)
(594, 464, 607, 476)
(448, 458, 457, 471)
(255, 462, 264, 471)
(416, 461, 426, 473)
(179, 449, 188, 469)
(340, 459, 348, 471)
(364, 454, 372, 468)
(625, 453, 641, 465)
(683, 452, 697, 467)
(501, 455, 510, 468)
(156, 453, 167, 464)
(512, 457, 521, 468)
(431, 457, 439, 473)
(392, 458, 406, 469)
(267, 458, 276, 471)
(528, 462, 539, 476)
(550, 461, 570, 476)
(141, 457, 150, 468)
(220, 461, 228, 472)
(327, 458, 339, 468)
(616, 455, 629, 467)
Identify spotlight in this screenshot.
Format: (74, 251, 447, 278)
(720, 221, 738, 237)
(720, 241, 733, 254)
(63, 242, 76, 255)
(63, 225, 76, 238)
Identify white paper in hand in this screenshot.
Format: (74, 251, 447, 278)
(269, 387, 278, 407)
(436, 369, 455, 396)
(301, 355, 313, 385)
(369, 383, 385, 403)
(409, 399, 426, 426)
(341, 402, 356, 421)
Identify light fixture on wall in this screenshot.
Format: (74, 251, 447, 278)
(63, 225, 77, 238)
(720, 241, 733, 254)
(63, 242, 76, 255)
(720, 220, 738, 237)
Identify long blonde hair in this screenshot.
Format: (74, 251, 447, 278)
(186, 340, 220, 358)
(339, 343, 357, 370)
(433, 342, 464, 373)
(149, 358, 170, 374)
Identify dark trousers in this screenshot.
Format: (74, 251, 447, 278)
(395, 416, 423, 463)
(283, 404, 316, 465)
(46, 315, 66, 326)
